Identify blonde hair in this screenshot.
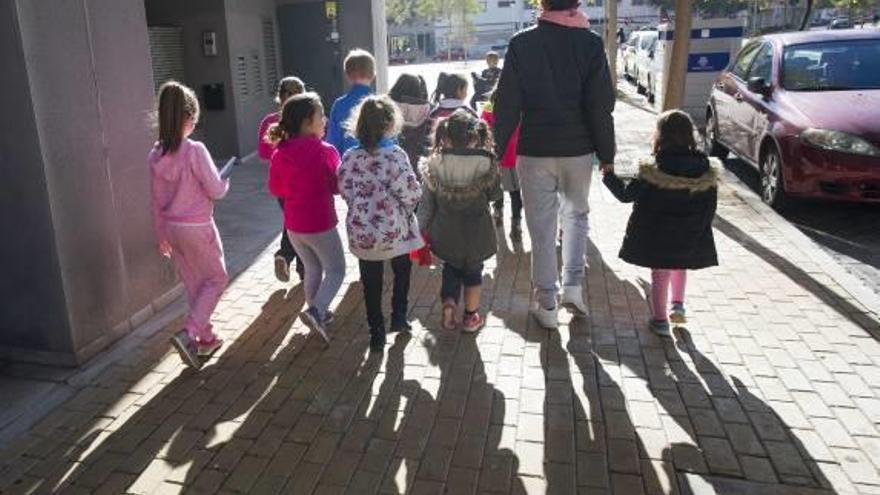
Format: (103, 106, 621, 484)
(347, 95, 402, 153)
(157, 81, 199, 154)
(344, 49, 376, 80)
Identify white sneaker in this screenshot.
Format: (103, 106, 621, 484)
(561, 286, 588, 317)
(531, 305, 559, 329)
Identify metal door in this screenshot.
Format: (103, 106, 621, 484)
(277, 1, 342, 106)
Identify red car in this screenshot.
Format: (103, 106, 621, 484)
(705, 30, 880, 208)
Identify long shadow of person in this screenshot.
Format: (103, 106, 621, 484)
(22, 282, 376, 493)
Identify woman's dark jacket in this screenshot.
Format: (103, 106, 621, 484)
(493, 21, 616, 163)
(603, 153, 720, 270)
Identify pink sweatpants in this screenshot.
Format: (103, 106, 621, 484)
(168, 223, 228, 342)
(651, 269, 687, 321)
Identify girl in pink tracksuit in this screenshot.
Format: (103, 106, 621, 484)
(150, 81, 229, 369)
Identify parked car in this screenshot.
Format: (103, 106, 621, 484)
(622, 31, 642, 80)
(635, 31, 661, 102)
(829, 17, 853, 29)
(705, 30, 880, 208)
(631, 30, 659, 93)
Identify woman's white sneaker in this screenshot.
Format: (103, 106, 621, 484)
(561, 286, 588, 316)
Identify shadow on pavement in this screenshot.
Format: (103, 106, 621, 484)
(714, 215, 880, 338)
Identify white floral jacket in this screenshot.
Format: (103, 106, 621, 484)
(338, 145, 424, 261)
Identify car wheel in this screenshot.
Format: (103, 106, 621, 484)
(760, 144, 789, 210)
(704, 111, 729, 159)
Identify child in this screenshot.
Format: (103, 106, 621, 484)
(429, 73, 474, 131)
(470, 51, 501, 110)
(480, 88, 523, 239)
(389, 73, 433, 176)
(259, 76, 306, 283)
(326, 49, 376, 156)
(601, 110, 719, 336)
(267, 93, 345, 344)
(338, 95, 424, 352)
(418, 109, 502, 333)
(150, 81, 229, 369)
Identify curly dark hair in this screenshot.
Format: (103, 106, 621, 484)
(433, 109, 493, 154)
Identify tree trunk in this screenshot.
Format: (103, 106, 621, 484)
(662, 0, 693, 111)
(606, 0, 619, 89)
(799, 0, 814, 30)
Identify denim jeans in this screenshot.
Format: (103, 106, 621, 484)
(440, 262, 484, 304)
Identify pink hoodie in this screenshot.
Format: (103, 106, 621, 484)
(149, 139, 229, 244)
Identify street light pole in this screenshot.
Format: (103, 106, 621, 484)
(662, 0, 693, 110)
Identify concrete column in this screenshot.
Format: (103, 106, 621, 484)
(2, 0, 177, 365)
(371, 0, 390, 92)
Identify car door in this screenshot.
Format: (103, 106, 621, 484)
(717, 42, 762, 157)
(737, 43, 775, 163)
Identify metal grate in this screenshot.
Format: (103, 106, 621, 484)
(251, 53, 264, 97)
(235, 56, 248, 98)
(147, 26, 185, 94)
(262, 17, 279, 95)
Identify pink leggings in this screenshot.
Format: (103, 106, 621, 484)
(651, 269, 687, 321)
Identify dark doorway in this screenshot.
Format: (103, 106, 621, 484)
(277, 1, 342, 105)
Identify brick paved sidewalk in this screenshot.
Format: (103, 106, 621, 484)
(2, 101, 880, 495)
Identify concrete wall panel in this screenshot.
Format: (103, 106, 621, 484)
(0, 1, 72, 356)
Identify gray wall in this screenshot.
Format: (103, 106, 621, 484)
(225, 0, 280, 156)
(0, 1, 73, 358)
(146, 0, 239, 158)
(3, 0, 176, 365)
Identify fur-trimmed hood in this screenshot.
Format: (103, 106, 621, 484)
(421, 150, 498, 203)
(637, 155, 721, 193)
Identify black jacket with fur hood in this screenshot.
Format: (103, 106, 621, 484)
(603, 152, 720, 270)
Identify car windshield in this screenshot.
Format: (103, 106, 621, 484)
(782, 39, 880, 91)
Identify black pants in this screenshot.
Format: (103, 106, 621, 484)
(359, 254, 412, 335)
(440, 262, 483, 304)
(493, 190, 523, 220)
(276, 199, 304, 276)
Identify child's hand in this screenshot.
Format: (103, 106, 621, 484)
(158, 241, 173, 258)
(599, 163, 615, 175)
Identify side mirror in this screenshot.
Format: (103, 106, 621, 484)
(747, 77, 771, 96)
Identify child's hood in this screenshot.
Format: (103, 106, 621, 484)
(397, 100, 432, 128)
(637, 153, 721, 193)
(421, 150, 496, 202)
(149, 140, 191, 182)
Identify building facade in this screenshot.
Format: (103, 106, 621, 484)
(1, 0, 386, 366)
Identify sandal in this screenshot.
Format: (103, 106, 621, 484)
(442, 301, 459, 331)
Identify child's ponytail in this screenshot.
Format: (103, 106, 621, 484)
(432, 109, 493, 154)
(157, 81, 199, 155)
(265, 92, 323, 145)
(432, 73, 448, 104)
(349, 95, 402, 153)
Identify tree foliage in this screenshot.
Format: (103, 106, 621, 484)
(386, 0, 483, 25)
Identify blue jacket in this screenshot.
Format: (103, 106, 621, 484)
(326, 84, 372, 155)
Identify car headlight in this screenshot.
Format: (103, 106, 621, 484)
(801, 128, 880, 157)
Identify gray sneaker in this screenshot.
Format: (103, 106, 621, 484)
(302, 307, 331, 345)
(274, 255, 290, 283)
(649, 319, 671, 337)
(669, 303, 687, 325)
(197, 338, 223, 357)
(170, 330, 202, 369)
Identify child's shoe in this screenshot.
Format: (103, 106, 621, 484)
(197, 337, 223, 357)
(442, 301, 459, 331)
(324, 310, 335, 326)
(669, 303, 687, 325)
(390, 316, 412, 334)
(301, 307, 331, 345)
(274, 255, 290, 283)
(510, 220, 522, 241)
(492, 204, 503, 223)
(170, 330, 202, 369)
(462, 312, 484, 333)
(649, 319, 671, 337)
(369, 332, 386, 353)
